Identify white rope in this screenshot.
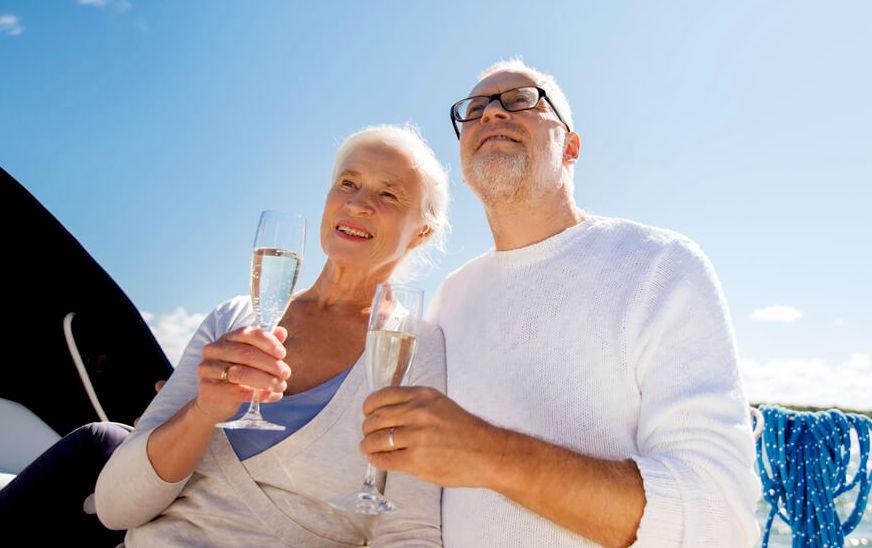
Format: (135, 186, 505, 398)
(62, 312, 109, 422)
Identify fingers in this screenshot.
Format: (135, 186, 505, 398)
(200, 378, 280, 401)
(368, 449, 411, 473)
(202, 339, 290, 381)
(362, 399, 416, 436)
(224, 325, 287, 358)
(198, 359, 287, 393)
(360, 426, 411, 454)
(272, 326, 289, 344)
(154, 380, 166, 393)
(363, 386, 439, 416)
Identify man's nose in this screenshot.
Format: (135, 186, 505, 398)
(480, 99, 510, 124)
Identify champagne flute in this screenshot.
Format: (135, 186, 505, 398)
(329, 283, 423, 515)
(216, 210, 306, 431)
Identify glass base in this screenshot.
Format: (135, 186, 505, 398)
(328, 490, 398, 515)
(216, 411, 285, 431)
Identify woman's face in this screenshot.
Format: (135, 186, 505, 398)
(320, 141, 429, 275)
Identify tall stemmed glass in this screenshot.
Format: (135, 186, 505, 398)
(329, 283, 423, 515)
(216, 210, 306, 431)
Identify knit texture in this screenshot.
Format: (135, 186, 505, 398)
(95, 296, 445, 547)
(428, 216, 761, 547)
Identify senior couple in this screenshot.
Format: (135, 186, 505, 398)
(25, 61, 762, 546)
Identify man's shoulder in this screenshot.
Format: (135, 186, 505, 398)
(587, 217, 721, 295)
(583, 216, 706, 262)
(586, 215, 692, 247)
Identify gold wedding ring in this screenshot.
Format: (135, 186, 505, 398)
(220, 364, 231, 383)
(387, 427, 396, 450)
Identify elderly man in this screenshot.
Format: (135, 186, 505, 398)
(362, 60, 760, 547)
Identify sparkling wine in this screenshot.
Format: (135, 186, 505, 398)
(251, 247, 301, 329)
(365, 330, 418, 390)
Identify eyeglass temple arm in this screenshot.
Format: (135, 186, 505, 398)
(450, 106, 460, 139)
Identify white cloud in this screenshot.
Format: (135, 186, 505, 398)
(750, 305, 803, 323)
(740, 353, 871, 410)
(78, 0, 132, 12)
(141, 308, 207, 367)
(0, 14, 23, 36)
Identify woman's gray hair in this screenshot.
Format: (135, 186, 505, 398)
(331, 123, 451, 281)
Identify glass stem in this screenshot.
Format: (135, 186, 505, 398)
(246, 394, 261, 417)
(363, 462, 378, 490)
(245, 321, 270, 417)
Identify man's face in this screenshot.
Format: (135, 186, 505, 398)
(459, 70, 568, 204)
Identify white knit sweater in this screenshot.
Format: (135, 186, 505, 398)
(427, 216, 761, 547)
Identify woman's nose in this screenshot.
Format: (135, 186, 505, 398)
(345, 193, 374, 216)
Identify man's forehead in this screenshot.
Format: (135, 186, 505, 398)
(469, 70, 538, 96)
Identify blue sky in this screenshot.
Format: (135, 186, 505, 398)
(2, 1, 870, 408)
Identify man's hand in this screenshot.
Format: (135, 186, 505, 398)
(360, 386, 507, 488)
(362, 386, 646, 546)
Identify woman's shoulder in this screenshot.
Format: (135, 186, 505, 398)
(206, 295, 256, 334)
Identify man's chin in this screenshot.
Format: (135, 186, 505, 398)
(466, 154, 529, 202)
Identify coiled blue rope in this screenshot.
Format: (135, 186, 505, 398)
(754, 405, 871, 547)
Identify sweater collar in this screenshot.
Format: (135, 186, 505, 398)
(488, 215, 599, 268)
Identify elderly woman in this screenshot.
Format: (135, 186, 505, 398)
(94, 124, 450, 546)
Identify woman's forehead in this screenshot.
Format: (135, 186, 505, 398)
(339, 142, 421, 189)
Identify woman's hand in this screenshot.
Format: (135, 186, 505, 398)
(194, 325, 291, 424)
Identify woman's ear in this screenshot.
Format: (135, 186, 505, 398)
(408, 224, 432, 250)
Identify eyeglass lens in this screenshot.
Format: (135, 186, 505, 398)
(456, 87, 540, 121)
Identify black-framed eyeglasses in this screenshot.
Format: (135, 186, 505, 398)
(449, 86, 571, 139)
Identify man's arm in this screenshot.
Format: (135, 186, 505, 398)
(361, 387, 645, 548)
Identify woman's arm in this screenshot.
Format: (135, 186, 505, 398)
(146, 326, 289, 482)
(95, 298, 290, 529)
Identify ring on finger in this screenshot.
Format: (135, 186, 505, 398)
(387, 427, 396, 450)
(220, 364, 231, 383)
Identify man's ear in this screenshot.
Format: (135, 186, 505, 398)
(563, 132, 581, 165)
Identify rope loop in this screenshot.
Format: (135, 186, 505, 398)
(754, 405, 871, 547)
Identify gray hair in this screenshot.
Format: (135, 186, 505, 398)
(478, 58, 574, 132)
(331, 124, 450, 281)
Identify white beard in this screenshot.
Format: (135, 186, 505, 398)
(466, 137, 565, 205)
(468, 150, 530, 203)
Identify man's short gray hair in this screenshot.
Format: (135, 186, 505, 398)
(331, 124, 451, 281)
(478, 59, 574, 132)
